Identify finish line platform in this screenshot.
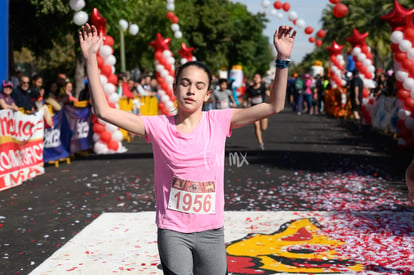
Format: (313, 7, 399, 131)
(29, 211, 414, 274)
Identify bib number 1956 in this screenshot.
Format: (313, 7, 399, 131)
(168, 178, 216, 214)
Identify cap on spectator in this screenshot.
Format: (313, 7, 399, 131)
(304, 73, 310, 78)
(2, 80, 13, 88)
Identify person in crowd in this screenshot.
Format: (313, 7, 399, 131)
(303, 73, 313, 114)
(202, 90, 216, 111)
(137, 75, 156, 96)
(243, 73, 270, 150)
(213, 79, 236, 109)
(116, 74, 133, 98)
(79, 23, 295, 275)
(11, 75, 35, 113)
(294, 74, 304, 115)
(314, 74, 325, 114)
(406, 158, 414, 204)
(44, 81, 63, 112)
(127, 79, 138, 97)
(287, 73, 297, 111)
(0, 80, 19, 111)
(373, 68, 385, 97)
(56, 73, 67, 97)
(150, 77, 159, 93)
(59, 80, 78, 105)
(30, 74, 45, 110)
(349, 69, 364, 128)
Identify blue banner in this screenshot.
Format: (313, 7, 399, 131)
(43, 109, 72, 163)
(64, 105, 92, 153)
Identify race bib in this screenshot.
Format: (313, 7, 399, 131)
(168, 177, 216, 214)
(251, 95, 263, 104)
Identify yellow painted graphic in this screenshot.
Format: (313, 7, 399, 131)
(226, 218, 363, 274)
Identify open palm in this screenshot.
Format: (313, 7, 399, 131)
(273, 26, 296, 60)
(79, 24, 102, 60)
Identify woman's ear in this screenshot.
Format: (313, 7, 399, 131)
(204, 90, 212, 102)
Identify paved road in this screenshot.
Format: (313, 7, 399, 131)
(0, 110, 413, 274)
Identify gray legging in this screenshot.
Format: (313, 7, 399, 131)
(157, 227, 228, 275)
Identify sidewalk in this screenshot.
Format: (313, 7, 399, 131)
(0, 110, 413, 274)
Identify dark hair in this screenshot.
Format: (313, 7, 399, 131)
(352, 69, 359, 76)
(175, 61, 212, 90)
(218, 78, 228, 85)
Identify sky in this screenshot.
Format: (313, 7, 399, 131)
(231, 0, 330, 63)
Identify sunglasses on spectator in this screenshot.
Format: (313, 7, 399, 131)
(21, 81, 30, 84)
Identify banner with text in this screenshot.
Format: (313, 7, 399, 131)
(0, 109, 45, 192)
(43, 109, 72, 163)
(64, 105, 92, 154)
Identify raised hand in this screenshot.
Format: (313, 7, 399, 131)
(79, 23, 102, 60)
(273, 25, 296, 60)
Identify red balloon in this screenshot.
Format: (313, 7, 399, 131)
(397, 89, 410, 100)
(97, 55, 104, 68)
(315, 39, 323, 47)
(104, 35, 114, 47)
(391, 43, 401, 53)
(171, 16, 179, 24)
(100, 64, 112, 78)
(403, 58, 414, 71)
(100, 131, 112, 143)
(316, 29, 326, 38)
(399, 127, 412, 139)
(404, 27, 414, 41)
(108, 140, 119, 151)
(108, 101, 116, 108)
(91, 115, 98, 124)
(108, 74, 118, 85)
(329, 0, 341, 3)
(304, 26, 314, 35)
(166, 11, 175, 19)
(362, 88, 369, 98)
(405, 97, 414, 111)
(282, 2, 290, 12)
(93, 123, 105, 134)
(333, 3, 348, 18)
(90, 8, 107, 36)
(273, 1, 282, 9)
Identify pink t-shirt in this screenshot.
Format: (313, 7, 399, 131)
(142, 109, 234, 233)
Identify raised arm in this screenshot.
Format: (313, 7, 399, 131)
(231, 25, 296, 129)
(79, 24, 146, 136)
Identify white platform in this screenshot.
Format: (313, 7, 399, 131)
(30, 211, 414, 275)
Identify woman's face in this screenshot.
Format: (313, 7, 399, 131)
(174, 65, 211, 112)
(2, 86, 13, 95)
(33, 77, 43, 88)
(65, 82, 73, 92)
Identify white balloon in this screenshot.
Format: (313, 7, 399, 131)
(181, 58, 188, 65)
(93, 133, 100, 142)
(408, 48, 414, 60)
(399, 39, 412, 52)
(163, 50, 172, 58)
(166, 3, 175, 11)
(161, 95, 170, 102)
(357, 53, 366, 61)
(288, 11, 298, 21)
(165, 101, 174, 109)
(411, 90, 414, 98)
(98, 118, 106, 125)
(166, 75, 174, 84)
(168, 57, 175, 65)
(105, 123, 118, 133)
(73, 11, 88, 26)
(99, 45, 112, 59)
(103, 83, 116, 95)
(112, 131, 123, 142)
(171, 24, 180, 32)
(119, 19, 128, 31)
(94, 142, 107, 154)
(174, 31, 183, 39)
(158, 89, 166, 96)
(352, 47, 361, 55)
(396, 70, 408, 82)
(391, 30, 404, 44)
(109, 92, 120, 104)
(368, 65, 375, 73)
(261, 0, 271, 8)
(269, 9, 277, 16)
(276, 12, 284, 19)
(161, 70, 169, 78)
(155, 64, 164, 72)
(100, 75, 108, 85)
(105, 55, 116, 66)
(69, 0, 85, 11)
(403, 77, 414, 91)
(129, 24, 139, 35)
(295, 19, 305, 29)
